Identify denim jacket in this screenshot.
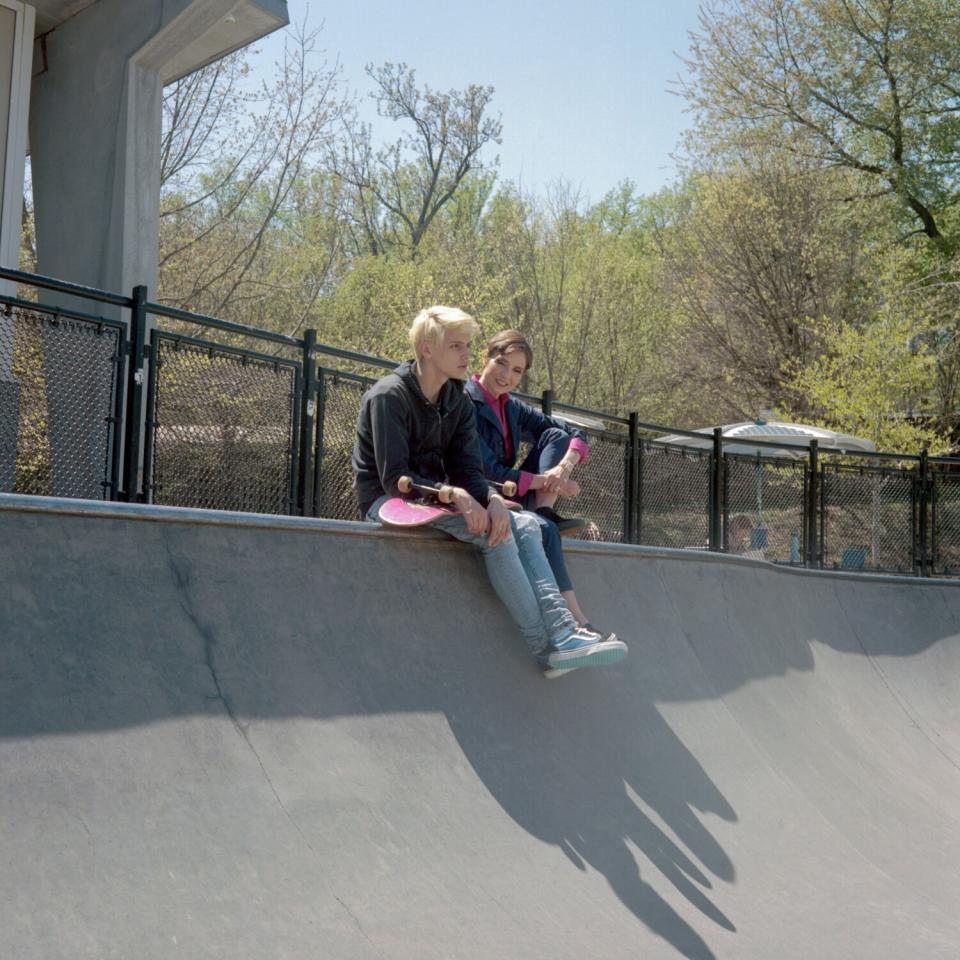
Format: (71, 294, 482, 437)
(464, 378, 588, 486)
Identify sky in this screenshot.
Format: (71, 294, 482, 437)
(252, 0, 704, 204)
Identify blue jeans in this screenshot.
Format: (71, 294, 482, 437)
(528, 512, 572, 592)
(517, 427, 571, 508)
(517, 427, 574, 592)
(367, 496, 576, 657)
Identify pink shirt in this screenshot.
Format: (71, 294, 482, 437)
(471, 375, 589, 498)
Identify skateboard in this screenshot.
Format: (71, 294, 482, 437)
(379, 476, 518, 528)
(379, 497, 457, 527)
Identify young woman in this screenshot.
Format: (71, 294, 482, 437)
(465, 330, 596, 628)
(353, 306, 626, 675)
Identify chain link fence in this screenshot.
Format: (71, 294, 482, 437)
(7, 268, 960, 578)
(574, 428, 630, 542)
(820, 462, 916, 574)
(1, 303, 123, 499)
(555, 419, 630, 543)
(146, 333, 300, 514)
(931, 467, 960, 576)
(723, 454, 806, 564)
(638, 442, 711, 549)
(314, 370, 373, 521)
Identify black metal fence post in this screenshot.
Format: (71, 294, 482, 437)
(141, 337, 160, 504)
(626, 412, 639, 543)
(299, 330, 318, 516)
(709, 427, 723, 550)
(806, 439, 819, 568)
(107, 325, 128, 501)
(636, 433, 646, 546)
(541, 388, 553, 417)
(312, 371, 327, 518)
(722, 457, 731, 551)
(918, 449, 929, 577)
(122, 285, 147, 502)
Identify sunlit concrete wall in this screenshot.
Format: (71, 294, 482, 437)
(29, 0, 287, 299)
(0, 1, 34, 492)
(21, 0, 287, 498)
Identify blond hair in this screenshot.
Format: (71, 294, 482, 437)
(408, 305, 479, 356)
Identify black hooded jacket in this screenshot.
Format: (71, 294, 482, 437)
(352, 360, 493, 515)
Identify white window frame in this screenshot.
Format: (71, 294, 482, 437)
(0, 0, 34, 273)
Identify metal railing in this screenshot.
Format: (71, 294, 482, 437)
(3, 265, 959, 577)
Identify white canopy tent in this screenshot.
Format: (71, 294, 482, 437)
(656, 421, 878, 564)
(656, 420, 877, 458)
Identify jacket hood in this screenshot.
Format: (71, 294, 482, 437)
(395, 359, 466, 410)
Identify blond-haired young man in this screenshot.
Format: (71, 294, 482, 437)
(353, 306, 627, 675)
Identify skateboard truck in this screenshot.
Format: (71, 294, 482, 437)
(398, 476, 456, 503)
(397, 476, 517, 503)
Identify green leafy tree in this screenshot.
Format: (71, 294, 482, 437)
(680, 0, 960, 252)
(482, 181, 674, 416)
(783, 245, 949, 451)
(888, 247, 960, 430)
(321, 183, 509, 362)
(656, 161, 881, 424)
(785, 322, 941, 452)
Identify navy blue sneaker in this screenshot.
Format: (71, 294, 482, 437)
(534, 506, 587, 536)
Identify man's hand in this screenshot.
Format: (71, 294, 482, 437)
(485, 495, 512, 547)
(450, 488, 487, 535)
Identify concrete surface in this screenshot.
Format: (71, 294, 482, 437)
(29, 0, 288, 298)
(2, 493, 959, 959)
(0, 0, 33, 279)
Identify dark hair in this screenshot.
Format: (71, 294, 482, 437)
(485, 329, 533, 369)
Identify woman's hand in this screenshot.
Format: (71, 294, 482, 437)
(485, 496, 512, 547)
(450, 488, 488, 535)
(540, 461, 578, 496)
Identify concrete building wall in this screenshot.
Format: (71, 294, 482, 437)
(0, 7, 13, 178)
(0, 0, 32, 273)
(29, 0, 287, 299)
(0, 0, 34, 493)
(19, 0, 286, 499)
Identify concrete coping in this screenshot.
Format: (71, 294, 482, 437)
(2, 492, 958, 589)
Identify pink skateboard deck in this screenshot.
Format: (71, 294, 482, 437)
(378, 497, 455, 527)
(379, 496, 522, 528)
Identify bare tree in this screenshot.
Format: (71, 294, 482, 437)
(159, 22, 346, 325)
(332, 63, 502, 258)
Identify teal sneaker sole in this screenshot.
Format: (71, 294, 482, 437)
(545, 641, 628, 672)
